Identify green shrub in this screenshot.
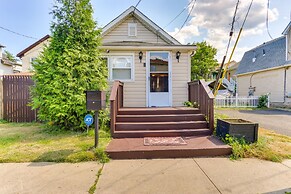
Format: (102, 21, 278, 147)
(223, 134, 251, 160)
(31, 0, 108, 131)
(98, 108, 110, 132)
(183, 101, 199, 108)
(257, 94, 268, 108)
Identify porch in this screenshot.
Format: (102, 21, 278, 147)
(106, 80, 232, 159)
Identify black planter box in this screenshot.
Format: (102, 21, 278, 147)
(216, 119, 258, 143)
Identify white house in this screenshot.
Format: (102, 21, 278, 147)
(236, 21, 291, 107)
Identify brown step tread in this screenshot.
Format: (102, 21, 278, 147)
(113, 128, 212, 138)
(106, 135, 232, 159)
(115, 121, 208, 131)
(116, 114, 205, 122)
(118, 107, 200, 115)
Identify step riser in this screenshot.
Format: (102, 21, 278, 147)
(118, 110, 200, 115)
(113, 130, 212, 138)
(116, 122, 208, 131)
(116, 115, 205, 122)
(107, 148, 232, 159)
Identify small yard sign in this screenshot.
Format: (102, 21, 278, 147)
(84, 114, 94, 126)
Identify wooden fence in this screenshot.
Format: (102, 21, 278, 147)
(2, 75, 37, 122)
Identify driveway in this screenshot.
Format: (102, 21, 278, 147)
(216, 109, 291, 136)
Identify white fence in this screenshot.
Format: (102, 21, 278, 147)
(215, 95, 270, 108)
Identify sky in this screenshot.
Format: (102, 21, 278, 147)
(0, 0, 290, 63)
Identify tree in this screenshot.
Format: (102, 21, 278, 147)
(4, 50, 17, 62)
(191, 41, 218, 80)
(31, 0, 108, 130)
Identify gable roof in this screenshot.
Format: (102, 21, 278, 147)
(236, 36, 287, 75)
(16, 35, 50, 58)
(282, 21, 291, 35)
(102, 6, 181, 45)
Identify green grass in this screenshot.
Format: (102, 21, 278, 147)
(0, 123, 111, 163)
(215, 111, 291, 162)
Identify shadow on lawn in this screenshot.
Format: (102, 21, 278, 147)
(32, 149, 74, 163)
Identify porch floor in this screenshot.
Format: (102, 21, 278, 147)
(106, 135, 232, 159)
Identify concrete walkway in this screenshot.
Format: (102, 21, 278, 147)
(216, 109, 291, 136)
(0, 162, 101, 194)
(96, 158, 291, 194)
(1, 159, 291, 194)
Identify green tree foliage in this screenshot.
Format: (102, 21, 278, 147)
(4, 50, 16, 62)
(31, 0, 107, 130)
(191, 41, 218, 80)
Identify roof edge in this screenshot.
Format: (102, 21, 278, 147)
(16, 35, 50, 58)
(101, 6, 181, 45)
(236, 60, 291, 76)
(282, 21, 291, 35)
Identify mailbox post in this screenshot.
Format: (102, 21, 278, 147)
(85, 91, 106, 148)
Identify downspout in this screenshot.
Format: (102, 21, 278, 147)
(284, 67, 288, 103)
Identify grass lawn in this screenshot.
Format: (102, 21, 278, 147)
(215, 112, 291, 162)
(0, 122, 111, 163)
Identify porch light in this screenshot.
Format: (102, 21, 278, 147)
(176, 51, 181, 62)
(139, 51, 143, 63)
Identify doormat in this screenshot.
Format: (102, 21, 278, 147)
(144, 137, 187, 146)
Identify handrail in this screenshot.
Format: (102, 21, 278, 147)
(188, 80, 214, 131)
(110, 81, 124, 136)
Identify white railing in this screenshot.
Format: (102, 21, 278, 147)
(215, 94, 270, 108)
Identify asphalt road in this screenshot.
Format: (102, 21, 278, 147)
(216, 109, 291, 136)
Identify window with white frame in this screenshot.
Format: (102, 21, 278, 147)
(128, 23, 137, 37)
(109, 55, 134, 81)
(30, 57, 37, 69)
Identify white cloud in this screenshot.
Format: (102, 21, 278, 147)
(168, 0, 279, 61)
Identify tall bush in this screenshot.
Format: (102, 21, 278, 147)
(31, 0, 107, 130)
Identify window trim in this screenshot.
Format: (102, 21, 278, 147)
(105, 53, 135, 82)
(29, 57, 37, 70)
(128, 23, 137, 37)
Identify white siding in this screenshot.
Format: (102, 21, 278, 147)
(237, 68, 285, 102)
(287, 29, 291, 61)
(0, 64, 13, 75)
(108, 50, 190, 107)
(21, 39, 49, 72)
(171, 51, 190, 106)
(108, 51, 146, 107)
(286, 66, 291, 104)
(102, 16, 167, 44)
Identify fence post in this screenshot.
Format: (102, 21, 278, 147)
(235, 93, 238, 107)
(267, 94, 270, 108)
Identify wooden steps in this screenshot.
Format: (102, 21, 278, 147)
(106, 136, 232, 159)
(113, 107, 210, 138)
(107, 107, 232, 159)
(113, 128, 212, 138)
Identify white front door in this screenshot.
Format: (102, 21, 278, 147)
(147, 51, 172, 107)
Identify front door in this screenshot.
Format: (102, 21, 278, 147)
(147, 52, 172, 107)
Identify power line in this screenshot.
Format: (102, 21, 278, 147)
(133, 0, 142, 13)
(213, 0, 240, 94)
(213, 0, 254, 96)
(174, 0, 197, 36)
(266, 0, 273, 39)
(0, 26, 37, 40)
(163, 0, 195, 29)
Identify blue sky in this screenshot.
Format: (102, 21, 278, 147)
(0, 0, 290, 62)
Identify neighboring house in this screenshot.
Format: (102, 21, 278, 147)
(17, 7, 195, 107)
(16, 35, 50, 72)
(226, 61, 239, 81)
(0, 44, 22, 75)
(236, 21, 291, 107)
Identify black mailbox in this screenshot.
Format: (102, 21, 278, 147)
(85, 91, 106, 111)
